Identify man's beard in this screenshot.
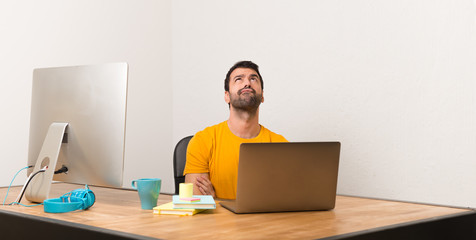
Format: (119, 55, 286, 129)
(230, 88, 262, 112)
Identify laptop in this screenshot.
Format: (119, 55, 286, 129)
(220, 142, 340, 214)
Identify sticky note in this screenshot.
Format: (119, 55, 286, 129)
(179, 197, 201, 203)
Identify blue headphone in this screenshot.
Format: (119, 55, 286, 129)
(43, 185, 95, 213)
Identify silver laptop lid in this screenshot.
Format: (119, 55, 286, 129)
(228, 142, 340, 213)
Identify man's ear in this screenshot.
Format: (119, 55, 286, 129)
(224, 91, 230, 104)
(261, 91, 264, 103)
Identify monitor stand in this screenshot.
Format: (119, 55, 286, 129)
(25, 122, 68, 203)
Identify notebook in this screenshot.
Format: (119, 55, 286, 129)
(172, 195, 216, 209)
(153, 202, 206, 216)
(220, 142, 340, 214)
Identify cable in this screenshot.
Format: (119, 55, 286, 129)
(54, 165, 68, 174)
(13, 166, 47, 204)
(16, 202, 43, 207)
(2, 166, 32, 205)
(7, 202, 43, 207)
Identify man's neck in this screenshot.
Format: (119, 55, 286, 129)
(227, 108, 261, 139)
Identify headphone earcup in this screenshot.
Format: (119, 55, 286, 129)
(83, 189, 95, 209)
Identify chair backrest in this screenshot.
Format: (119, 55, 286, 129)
(173, 135, 193, 194)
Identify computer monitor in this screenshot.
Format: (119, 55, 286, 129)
(24, 63, 128, 203)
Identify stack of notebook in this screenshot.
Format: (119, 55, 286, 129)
(153, 195, 216, 216)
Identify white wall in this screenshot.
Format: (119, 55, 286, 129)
(173, 0, 476, 208)
(2, 0, 476, 207)
(0, 0, 175, 193)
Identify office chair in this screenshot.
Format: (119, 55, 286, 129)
(173, 135, 193, 194)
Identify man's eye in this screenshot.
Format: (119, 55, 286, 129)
(235, 78, 242, 81)
(251, 78, 257, 81)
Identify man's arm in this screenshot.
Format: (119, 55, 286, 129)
(185, 173, 216, 197)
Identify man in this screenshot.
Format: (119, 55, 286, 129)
(183, 61, 287, 199)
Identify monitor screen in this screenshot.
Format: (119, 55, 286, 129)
(25, 63, 128, 202)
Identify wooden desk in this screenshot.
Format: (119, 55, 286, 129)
(0, 183, 474, 239)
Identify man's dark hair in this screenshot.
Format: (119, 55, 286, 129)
(224, 61, 264, 92)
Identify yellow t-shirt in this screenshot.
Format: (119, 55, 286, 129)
(183, 121, 287, 199)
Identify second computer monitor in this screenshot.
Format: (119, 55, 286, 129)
(26, 62, 128, 202)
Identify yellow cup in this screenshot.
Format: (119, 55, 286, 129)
(179, 183, 193, 198)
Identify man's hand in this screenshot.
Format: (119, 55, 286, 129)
(184, 173, 216, 198)
(195, 176, 216, 197)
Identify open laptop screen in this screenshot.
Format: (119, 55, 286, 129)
(220, 142, 340, 213)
